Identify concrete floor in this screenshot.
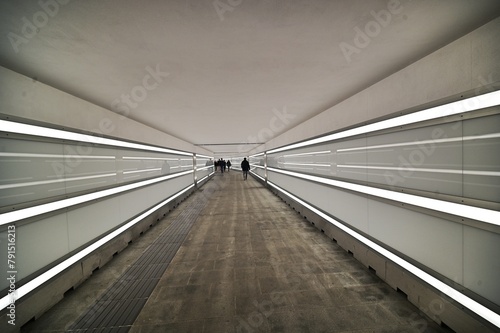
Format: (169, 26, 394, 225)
(22, 171, 449, 332)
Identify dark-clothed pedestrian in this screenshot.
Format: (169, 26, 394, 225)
(220, 158, 225, 173)
(241, 157, 250, 180)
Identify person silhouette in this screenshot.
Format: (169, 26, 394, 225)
(241, 157, 250, 180)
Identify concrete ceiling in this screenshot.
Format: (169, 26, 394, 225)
(1, 0, 500, 156)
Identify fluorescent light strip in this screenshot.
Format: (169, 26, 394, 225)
(198, 174, 210, 183)
(251, 152, 265, 157)
(0, 184, 194, 311)
(267, 181, 500, 328)
(250, 170, 265, 181)
(0, 173, 117, 190)
(268, 90, 500, 154)
(252, 165, 265, 169)
(196, 154, 213, 159)
(197, 165, 214, 171)
(0, 170, 193, 226)
(0, 120, 191, 156)
(281, 166, 314, 171)
(283, 150, 331, 157)
(337, 133, 500, 153)
(284, 162, 331, 167)
(0, 152, 115, 159)
(170, 166, 192, 169)
(123, 156, 179, 161)
(267, 167, 500, 226)
(123, 168, 162, 175)
(337, 165, 500, 176)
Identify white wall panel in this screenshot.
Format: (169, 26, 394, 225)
(462, 113, 500, 202)
(254, 167, 265, 179)
(67, 199, 121, 252)
(268, 170, 369, 233)
(0, 173, 194, 292)
(463, 226, 500, 305)
(10, 214, 69, 284)
(367, 199, 463, 283)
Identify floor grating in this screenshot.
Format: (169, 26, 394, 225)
(68, 193, 207, 332)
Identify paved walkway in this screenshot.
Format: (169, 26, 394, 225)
(22, 171, 447, 332)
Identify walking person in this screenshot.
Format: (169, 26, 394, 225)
(220, 158, 225, 173)
(226, 160, 231, 172)
(241, 157, 250, 180)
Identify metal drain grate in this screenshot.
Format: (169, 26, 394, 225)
(68, 195, 207, 332)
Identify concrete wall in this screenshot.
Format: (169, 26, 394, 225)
(257, 17, 500, 153)
(0, 66, 212, 157)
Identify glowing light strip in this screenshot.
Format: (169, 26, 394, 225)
(251, 152, 265, 157)
(0, 170, 193, 226)
(250, 170, 265, 181)
(123, 168, 162, 175)
(197, 174, 210, 183)
(267, 167, 500, 226)
(252, 165, 265, 169)
(280, 166, 314, 171)
(337, 165, 500, 176)
(0, 153, 115, 159)
(197, 165, 214, 171)
(283, 162, 331, 167)
(283, 150, 331, 157)
(268, 90, 500, 154)
(196, 154, 213, 159)
(123, 156, 179, 161)
(0, 120, 191, 156)
(337, 133, 500, 153)
(0, 173, 117, 190)
(0, 184, 194, 311)
(267, 181, 500, 328)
